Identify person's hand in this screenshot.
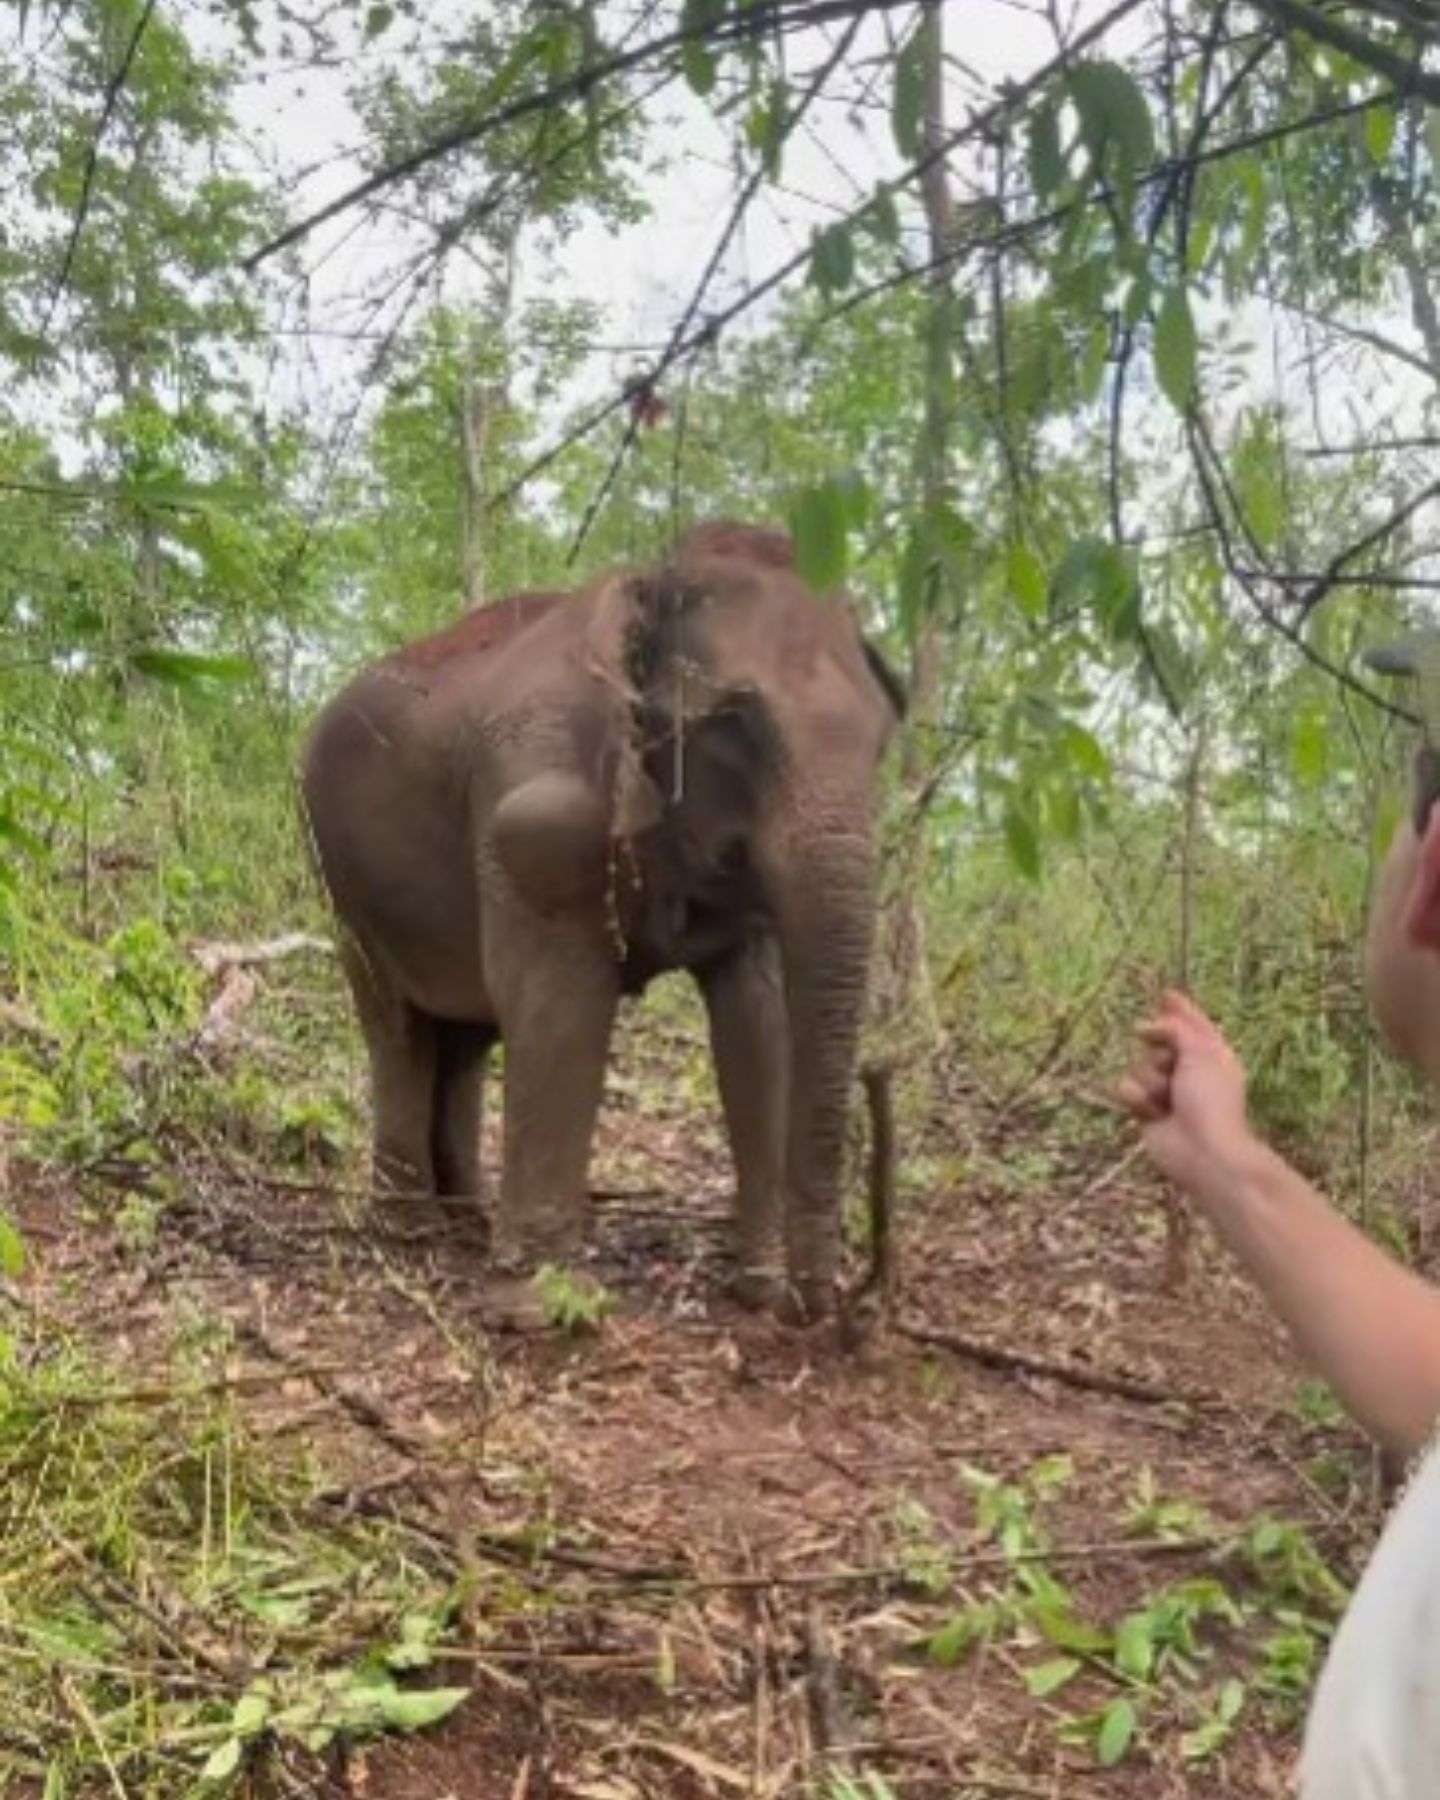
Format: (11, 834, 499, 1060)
(1118, 990, 1264, 1206)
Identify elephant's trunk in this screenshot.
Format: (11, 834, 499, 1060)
(771, 826, 877, 1318)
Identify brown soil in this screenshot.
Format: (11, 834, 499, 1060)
(14, 1003, 1396, 1800)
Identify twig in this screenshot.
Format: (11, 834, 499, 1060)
(1252, 0, 1440, 105)
(243, 0, 918, 270)
(841, 1063, 897, 1341)
(895, 1315, 1198, 1407)
(50, 1361, 354, 1409)
(1165, 724, 1207, 1292)
(238, 1321, 429, 1463)
(804, 1601, 856, 1774)
(42, 0, 160, 334)
(190, 932, 332, 974)
(57, 1674, 130, 1800)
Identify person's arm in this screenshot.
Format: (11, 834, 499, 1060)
(1120, 991, 1440, 1461)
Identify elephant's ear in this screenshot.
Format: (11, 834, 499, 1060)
(582, 572, 668, 845)
(583, 571, 646, 695)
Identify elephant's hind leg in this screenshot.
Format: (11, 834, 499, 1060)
(341, 939, 439, 1198)
(431, 1022, 494, 1201)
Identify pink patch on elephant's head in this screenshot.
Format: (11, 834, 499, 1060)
(674, 521, 795, 570)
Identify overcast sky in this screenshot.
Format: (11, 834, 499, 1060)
(203, 0, 1432, 552)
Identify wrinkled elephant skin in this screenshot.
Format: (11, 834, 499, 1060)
(301, 521, 904, 1320)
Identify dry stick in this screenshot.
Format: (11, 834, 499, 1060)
(894, 1316, 1199, 1409)
(839, 1063, 898, 1342)
(1165, 723, 1208, 1292)
(55, 1537, 237, 1683)
(803, 1602, 857, 1777)
(49, 1361, 354, 1410)
(238, 1321, 429, 1464)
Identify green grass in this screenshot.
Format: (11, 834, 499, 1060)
(0, 1312, 468, 1796)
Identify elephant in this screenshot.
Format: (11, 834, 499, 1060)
(300, 520, 905, 1320)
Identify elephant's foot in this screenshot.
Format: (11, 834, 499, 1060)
(730, 1264, 786, 1313)
(475, 1273, 554, 1334)
(779, 1271, 840, 1327)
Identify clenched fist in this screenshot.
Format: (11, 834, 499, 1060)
(1118, 990, 1261, 1206)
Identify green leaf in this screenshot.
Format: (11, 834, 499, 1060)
(1025, 1655, 1082, 1698)
(232, 1692, 270, 1737)
(681, 38, 717, 94)
(1079, 319, 1110, 403)
(808, 221, 855, 296)
(1153, 286, 1197, 413)
(364, 3, 395, 37)
(927, 1605, 996, 1666)
(1003, 805, 1042, 881)
(745, 80, 789, 180)
(0, 809, 45, 859)
(377, 1686, 469, 1733)
(1052, 537, 1141, 639)
(1235, 156, 1267, 279)
(1233, 423, 1285, 550)
(1029, 1601, 1112, 1654)
(678, 0, 727, 97)
(1364, 102, 1396, 165)
(1113, 1612, 1155, 1681)
(1066, 60, 1154, 203)
(1027, 99, 1064, 199)
(891, 28, 926, 160)
(869, 183, 901, 247)
(1048, 780, 1082, 843)
(1061, 722, 1111, 782)
(1007, 542, 1047, 619)
(201, 1737, 244, 1782)
(789, 482, 850, 592)
(1290, 708, 1328, 788)
(1428, 108, 1440, 180)
(1121, 269, 1153, 329)
(1096, 1697, 1139, 1766)
(0, 1212, 25, 1280)
(130, 649, 253, 686)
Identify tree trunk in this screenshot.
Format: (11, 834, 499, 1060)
(881, 0, 956, 1032)
(459, 311, 492, 612)
(459, 247, 517, 613)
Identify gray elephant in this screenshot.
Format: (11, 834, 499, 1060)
(300, 521, 904, 1319)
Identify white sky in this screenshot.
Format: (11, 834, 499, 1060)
(214, 0, 1434, 540)
(221, 1, 1073, 418)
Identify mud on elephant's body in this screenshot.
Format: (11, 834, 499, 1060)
(301, 521, 903, 1318)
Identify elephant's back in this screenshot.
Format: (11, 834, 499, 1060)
(390, 589, 567, 672)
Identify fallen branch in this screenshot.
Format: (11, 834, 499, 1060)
(804, 1602, 859, 1775)
(895, 1315, 1201, 1408)
(190, 932, 331, 975)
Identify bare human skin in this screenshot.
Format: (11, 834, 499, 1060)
(1118, 806, 1440, 1460)
(301, 522, 904, 1323)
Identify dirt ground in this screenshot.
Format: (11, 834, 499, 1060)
(16, 1002, 1396, 1800)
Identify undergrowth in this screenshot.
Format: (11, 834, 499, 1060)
(0, 1311, 467, 1796)
(894, 1453, 1349, 1774)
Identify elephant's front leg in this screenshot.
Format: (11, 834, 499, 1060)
(484, 893, 619, 1268)
(701, 935, 789, 1309)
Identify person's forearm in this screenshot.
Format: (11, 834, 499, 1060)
(1193, 1141, 1440, 1459)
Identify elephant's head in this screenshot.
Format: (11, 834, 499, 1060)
(624, 521, 905, 1315)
